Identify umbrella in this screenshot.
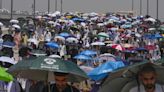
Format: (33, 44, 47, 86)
(72, 17, 85, 22)
(8, 56, 88, 82)
(0, 56, 16, 65)
(98, 62, 164, 92)
(98, 53, 116, 62)
(135, 47, 148, 51)
(10, 19, 19, 24)
(144, 45, 156, 50)
(30, 50, 47, 57)
(88, 61, 125, 81)
(66, 37, 78, 43)
(49, 54, 61, 58)
(48, 21, 55, 25)
(144, 18, 156, 22)
(12, 24, 21, 29)
(80, 50, 97, 56)
(91, 42, 105, 46)
(97, 32, 109, 38)
(122, 44, 134, 48)
(0, 66, 13, 82)
(27, 38, 38, 46)
(2, 41, 15, 48)
(46, 42, 59, 49)
(111, 44, 125, 51)
(74, 54, 92, 60)
(59, 32, 70, 38)
(0, 22, 3, 27)
(99, 53, 116, 58)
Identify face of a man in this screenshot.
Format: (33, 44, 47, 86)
(140, 72, 156, 90)
(55, 75, 68, 91)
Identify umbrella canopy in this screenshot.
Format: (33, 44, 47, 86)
(0, 22, 3, 27)
(2, 41, 15, 48)
(12, 24, 21, 29)
(0, 56, 16, 65)
(66, 37, 78, 43)
(97, 32, 109, 38)
(98, 53, 116, 62)
(74, 54, 92, 60)
(46, 42, 60, 49)
(49, 54, 61, 58)
(80, 50, 97, 56)
(144, 45, 156, 50)
(59, 32, 70, 38)
(8, 57, 88, 82)
(91, 42, 105, 46)
(88, 61, 125, 81)
(135, 47, 148, 51)
(27, 38, 38, 46)
(0, 67, 13, 82)
(10, 19, 19, 24)
(111, 44, 125, 51)
(98, 62, 164, 92)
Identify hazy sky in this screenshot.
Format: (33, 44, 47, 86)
(2, 0, 164, 19)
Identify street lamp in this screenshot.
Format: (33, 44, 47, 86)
(48, 0, 50, 13)
(55, 0, 57, 11)
(147, 0, 149, 15)
(11, 0, 13, 19)
(156, 0, 159, 19)
(140, 0, 142, 15)
(60, 0, 62, 13)
(132, 0, 134, 11)
(33, 0, 36, 18)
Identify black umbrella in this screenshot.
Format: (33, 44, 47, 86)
(98, 62, 164, 92)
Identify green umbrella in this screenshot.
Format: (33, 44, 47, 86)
(8, 56, 88, 82)
(97, 32, 109, 38)
(0, 67, 13, 82)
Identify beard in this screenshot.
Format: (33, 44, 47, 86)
(144, 84, 155, 89)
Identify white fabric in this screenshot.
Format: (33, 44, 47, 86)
(129, 84, 164, 92)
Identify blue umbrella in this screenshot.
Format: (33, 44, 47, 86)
(72, 18, 85, 22)
(80, 50, 97, 56)
(59, 32, 70, 38)
(46, 42, 59, 48)
(74, 54, 92, 60)
(154, 33, 163, 39)
(2, 41, 15, 48)
(88, 61, 125, 81)
(135, 47, 147, 51)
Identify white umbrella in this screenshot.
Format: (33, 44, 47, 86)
(91, 42, 105, 46)
(48, 21, 55, 25)
(49, 54, 61, 58)
(0, 22, 3, 27)
(10, 19, 19, 24)
(0, 56, 16, 64)
(144, 18, 156, 22)
(12, 24, 21, 29)
(148, 28, 156, 31)
(35, 16, 42, 19)
(97, 23, 105, 27)
(66, 37, 78, 43)
(100, 53, 116, 58)
(27, 38, 38, 46)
